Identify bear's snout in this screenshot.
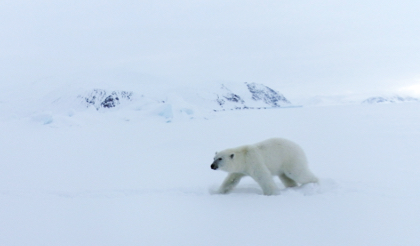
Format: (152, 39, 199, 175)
(211, 162, 218, 170)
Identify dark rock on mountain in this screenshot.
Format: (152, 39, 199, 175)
(80, 89, 133, 110)
(246, 82, 291, 107)
(215, 85, 245, 108)
(216, 85, 245, 107)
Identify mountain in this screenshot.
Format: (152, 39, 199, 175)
(297, 94, 420, 107)
(362, 96, 420, 104)
(74, 82, 291, 111)
(212, 82, 292, 111)
(11, 80, 292, 124)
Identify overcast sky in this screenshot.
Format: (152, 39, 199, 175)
(1, 0, 420, 97)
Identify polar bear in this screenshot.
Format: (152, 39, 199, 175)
(210, 138, 318, 195)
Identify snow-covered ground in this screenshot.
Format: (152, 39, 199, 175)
(1, 93, 420, 245)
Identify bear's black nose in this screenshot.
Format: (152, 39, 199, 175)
(211, 163, 218, 170)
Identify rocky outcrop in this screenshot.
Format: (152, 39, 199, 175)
(79, 89, 133, 110)
(216, 85, 245, 109)
(214, 82, 291, 110)
(246, 82, 291, 107)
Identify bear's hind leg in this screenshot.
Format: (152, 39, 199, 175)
(279, 173, 298, 188)
(218, 173, 245, 194)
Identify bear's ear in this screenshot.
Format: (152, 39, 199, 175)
(230, 154, 234, 159)
(215, 152, 218, 155)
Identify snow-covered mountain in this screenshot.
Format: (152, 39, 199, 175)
(75, 82, 291, 112)
(213, 82, 291, 111)
(247, 82, 291, 107)
(0, 79, 294, 124)
(7, 73, 420, 125)
(298, 94, 420, 107)
(362, 96, 420, 104)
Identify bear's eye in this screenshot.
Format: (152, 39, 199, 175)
(218, 158, 222, 161)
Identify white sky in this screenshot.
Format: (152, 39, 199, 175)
(1, 0, 420, 97)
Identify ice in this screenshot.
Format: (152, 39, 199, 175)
(156, 104, 173, 121)
(1, 100, 420, 245)
(31, 112, 53, 125)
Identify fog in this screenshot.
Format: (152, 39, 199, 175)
(1, 0, 420, 97)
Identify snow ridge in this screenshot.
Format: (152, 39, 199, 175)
(362, 96, 420, 104)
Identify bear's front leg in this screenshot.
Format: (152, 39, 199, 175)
(249, 167, 278, 196)
(218, 173, 245, 194)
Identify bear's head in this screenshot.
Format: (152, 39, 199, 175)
(211, 150, 236, 172)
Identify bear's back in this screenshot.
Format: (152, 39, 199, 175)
(254, 138, 308, 174)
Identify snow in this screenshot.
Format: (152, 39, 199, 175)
(297, 94, 420, 107)
(1, 93, 420, 245)
(0, 76, 298, 124)
(362, 95, 420, 104)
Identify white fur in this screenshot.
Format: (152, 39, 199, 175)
(212, 138, 318, 196)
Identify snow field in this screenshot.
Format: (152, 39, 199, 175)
(1, 102, 420, 245)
